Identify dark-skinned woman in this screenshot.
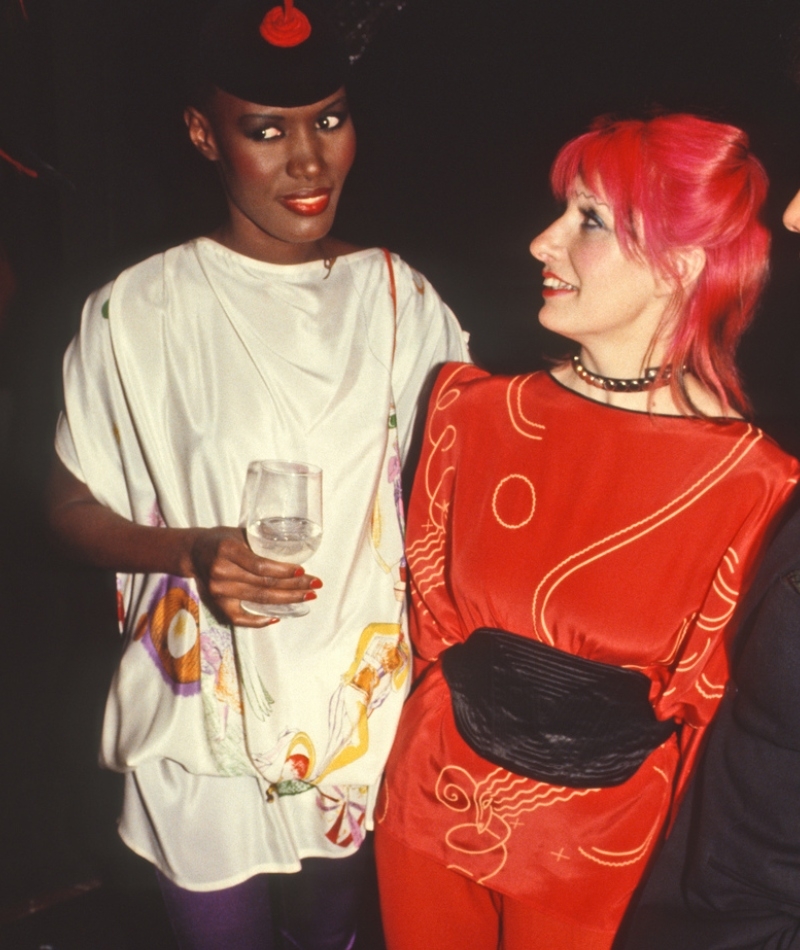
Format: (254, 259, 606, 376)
(47, 2, 468, 947)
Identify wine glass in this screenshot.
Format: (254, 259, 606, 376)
(240, 459, 322, 618)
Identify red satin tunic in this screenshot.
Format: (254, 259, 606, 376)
(377, 364, 800, 931)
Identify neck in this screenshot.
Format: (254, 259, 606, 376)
(211, 222, 329, 265)
(575, 340, 668, 381)
(551, 344, 675, 413)
(570, 354, 669, 393)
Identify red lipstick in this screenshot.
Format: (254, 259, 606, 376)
(541, 270, 578, 297)
(280, 188, 332, 217)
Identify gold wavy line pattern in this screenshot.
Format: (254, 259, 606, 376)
(576, 768, 668, 867)
(577, 829, 657, 868)
(446, 863, 479, 878)
(506, 375, 546, 440)
(436, 764, 600, 883)
(656, 614, 693, 667)
(412, 554, 446, 585)
(695, 674, 725, 700)
(675, 637, 710, 673)
(410, 540, 446, 598)
(533, 429, 760, 645)
(723, 548, 740, 573)
(715, 574, 739, 599)
(406, 373, 466, 600)
(406, 532, 444, 561)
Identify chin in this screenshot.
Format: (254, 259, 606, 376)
(538, 307, 569, 337)
(279, 212, 337, 246)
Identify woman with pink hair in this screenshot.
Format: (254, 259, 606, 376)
(374, 114, 800, 950)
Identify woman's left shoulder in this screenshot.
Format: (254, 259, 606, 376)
(712, 421, 800, 496)
(364, 249, 435, 295)
(745, 425, 800, 478)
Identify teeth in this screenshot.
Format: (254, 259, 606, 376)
(543, 276, 577, 290)
(291, 195, 326, 206)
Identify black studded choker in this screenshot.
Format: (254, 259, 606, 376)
(571, 354, 670, 393)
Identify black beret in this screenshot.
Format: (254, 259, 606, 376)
(194, 0, 349, 107)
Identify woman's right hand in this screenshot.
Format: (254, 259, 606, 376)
(46, 459, 321, 629)
(187, 526, 321, 627)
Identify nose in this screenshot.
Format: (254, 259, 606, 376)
(287, 127, 324, 180)
(529, 217, 564, 263)
(784, 188, 800, 233)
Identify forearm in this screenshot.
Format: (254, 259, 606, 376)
(46, 455, 198, 575)
(50, 497, 201, 576)
(45, 456, 318, 627)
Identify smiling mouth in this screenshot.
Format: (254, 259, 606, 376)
(280, 189, 332, 217)
(542, 272, 578, 293)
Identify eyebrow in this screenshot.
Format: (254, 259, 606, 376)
(316, 96, 348, 113)
(574, 190, 611, 209)
(239, 96, 349, 123)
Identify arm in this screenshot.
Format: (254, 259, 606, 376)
(652, 464, 799, 807)
(54, 283, 320, 627)
(405, 363, 485, 677)
(683, 568, 800, 919)
(390, 255, 470, 471)
(623, 755, 800, 950)
(622, 521, 800, 950)
(46, 456, 318, 628)
(625, 600, 800, 950)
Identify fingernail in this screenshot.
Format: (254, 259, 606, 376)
(293, 567, 305, 577)
(266, 617, 280, 625)
(309, 578, 323, 589)
(303, 591, 317, 601)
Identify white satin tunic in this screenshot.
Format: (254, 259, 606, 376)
(56, 238, 469, 888)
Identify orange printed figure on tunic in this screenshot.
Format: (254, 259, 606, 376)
(255, 622, 408, 794)
(318, 622, 409, 780)
(134, 577, 201, 693)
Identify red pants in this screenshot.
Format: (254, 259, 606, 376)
(375, 828, 617, 950)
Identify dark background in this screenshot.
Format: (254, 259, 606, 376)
(2, 0, 800, 944)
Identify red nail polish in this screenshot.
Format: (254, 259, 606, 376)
(293, 567, 305, 577)
(304, 591, 317, 601)
(266, 617, 280, 625)
(309, 578, 323, 589)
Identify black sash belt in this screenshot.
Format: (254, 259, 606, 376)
(440, 627, 677, 788)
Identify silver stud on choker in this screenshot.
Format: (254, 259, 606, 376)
(571, 354, 670, 393)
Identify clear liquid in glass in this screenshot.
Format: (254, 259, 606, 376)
(246, 517, 322, 563)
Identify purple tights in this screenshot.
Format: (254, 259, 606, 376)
(156, 847, 367, 950)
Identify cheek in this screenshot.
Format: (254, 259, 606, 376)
(220, 145, 281, 195)
(571, 244, 612, 287)
(330, 131, 357, 181)
(238, 156, 280, 190)
(575, 246, 652, 300)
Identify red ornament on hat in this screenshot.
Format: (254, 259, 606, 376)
(260, 0, 312, 47)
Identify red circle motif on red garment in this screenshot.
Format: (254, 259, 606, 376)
(260, 0, 312, 47)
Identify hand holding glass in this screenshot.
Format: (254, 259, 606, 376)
(240, 460, 322, 618)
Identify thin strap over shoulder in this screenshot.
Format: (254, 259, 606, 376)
(381, 248, 397, 319)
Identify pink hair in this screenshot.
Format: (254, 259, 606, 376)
(551, 114, 770, 417)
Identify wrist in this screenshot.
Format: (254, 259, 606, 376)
(177, 527, 204, 578)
